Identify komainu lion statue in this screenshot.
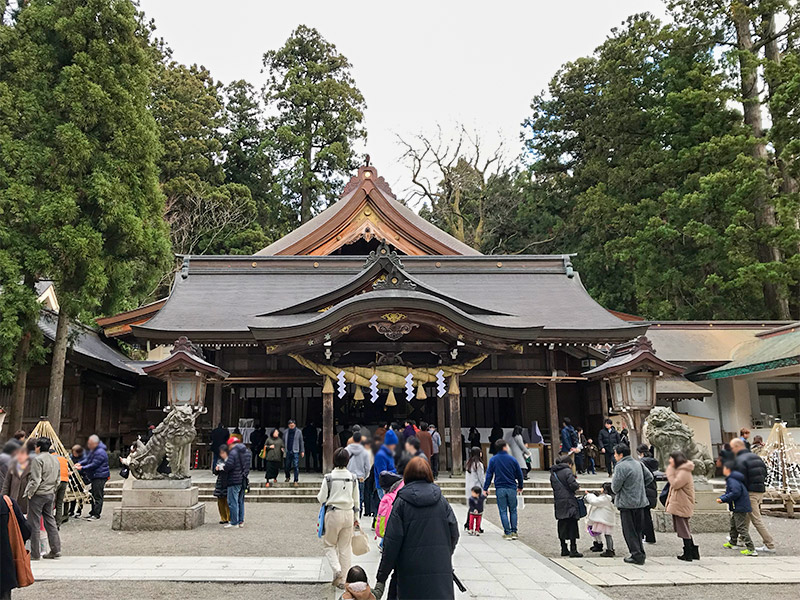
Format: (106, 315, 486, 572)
(645, 406, 715, 481)
(122, 405, 200, 479)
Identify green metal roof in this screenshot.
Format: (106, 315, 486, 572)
(703, 328, 800, 379)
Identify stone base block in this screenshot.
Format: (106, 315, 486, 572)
(654, 509, 731, 533)
(112, 503, 205, 531)
(121, 486, 199, 508)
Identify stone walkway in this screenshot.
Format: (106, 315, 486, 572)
(553, 554, 800, 586)
(33, 507, 606, 600)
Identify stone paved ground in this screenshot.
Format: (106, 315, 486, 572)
(606, 584, 800, 600)
(486, 502, 800, 559)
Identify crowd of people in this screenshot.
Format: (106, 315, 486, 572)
(0, 429, 110, 598)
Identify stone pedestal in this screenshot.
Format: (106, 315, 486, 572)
(112, 479, 205, 531)
(654, 489, 730, 533)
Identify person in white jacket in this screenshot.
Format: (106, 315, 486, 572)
(507, 426, 532, 480)
(318, 448, 360, 589)
(585, 482, 617, 557)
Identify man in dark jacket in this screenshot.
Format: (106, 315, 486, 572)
(731, 438, 774, 552)
(598, 419, 621, 475)
(560, 418, 578, 455)
(397, 437, 427, 475)
(482, 439, 524, 539)
(74, 434, 109, 520)
(249, 425, 266, 471)
(374, 429, 398, 499)
(222, 437, 251, 528)
(637, 444, 659, 544)
(210, 423, 229, 474)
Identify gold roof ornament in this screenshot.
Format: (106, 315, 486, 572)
(381, 312, 406, 324)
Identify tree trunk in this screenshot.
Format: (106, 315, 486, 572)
(5, 333, 31, 438)
(731, 3, 791, 319)
(46, 311, 70, 434)
(300, 113, 313, 224)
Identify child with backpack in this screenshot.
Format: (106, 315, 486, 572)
(584, 482, 616, 557)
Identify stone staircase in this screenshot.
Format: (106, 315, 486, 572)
(103, 477, 727, 505)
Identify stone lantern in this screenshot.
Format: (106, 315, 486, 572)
(583, 336, 683, 450)
(142, 336, 229, 409)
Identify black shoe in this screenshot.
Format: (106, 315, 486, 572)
(678, 539, 693, 561)
(560, 542, 570, 557)
(590, 542, 604, 552)
(600, 550, 615, 558)
(692, 545, 700, 560)
(569, 550, 583, 558)
(624, 557, 645, 565)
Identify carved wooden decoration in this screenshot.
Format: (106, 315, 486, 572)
(369, 321, 419, 341)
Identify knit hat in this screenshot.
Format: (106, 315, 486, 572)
(383, 429, 399, 446)
(227, 436, 239, 446)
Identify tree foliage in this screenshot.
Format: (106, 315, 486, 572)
(263, 25, 366, 223)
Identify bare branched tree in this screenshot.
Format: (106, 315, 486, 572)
(165, 180, 256, 255)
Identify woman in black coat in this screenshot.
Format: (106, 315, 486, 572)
(1, 495, 31, 598)
(376, 456, 459, 600)
(550, 455, 582, 558)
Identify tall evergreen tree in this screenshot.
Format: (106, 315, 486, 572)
(262, 25, 366, 223)
(520, 14, 771, 319)
(0, 0, 172, 432)
(153, 62, 258, 255)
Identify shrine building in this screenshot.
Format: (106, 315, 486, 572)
(129, 165, 649, 472)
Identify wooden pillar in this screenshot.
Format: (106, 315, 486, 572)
(448, 374, 463, 476)
(211, 382, 222, 427)
(322, 376, 334, 473)
(95, 387, 103, 433)
(436, 390, 447, 469)
(546, 348, 560, 464)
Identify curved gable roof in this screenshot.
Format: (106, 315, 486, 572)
(255, 165, 481, 257)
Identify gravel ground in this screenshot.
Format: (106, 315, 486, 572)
(605, 584, 800, 600)
(58, 502, 324, 557)
(484, 503, 800, 558)
(16, 581, 332, 600)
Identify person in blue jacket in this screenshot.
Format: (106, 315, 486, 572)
(373, 429, 398, 500)
(483, 439, 524, 539)
(560, 418, 579, 455)
(74, 434, 110, 520)
(718, 462, 756, 556)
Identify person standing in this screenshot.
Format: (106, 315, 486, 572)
(24, 437, 61, 560)
(213, 444, 230, 524)
(611, 444, 652, 565)
(222, 436, 251, 528)
(303, 422, 320, 472)
(575, 428, 587, 474)
(598, 419, 621, 475)
(637, 444, 659, 544)
(0, 494, 32, 599)
(74, 434, 109, 520)
(250, 425, 266, 471)
(210, 422, 229, 474)
(719, 462, 757, 556)
(53, 450, 69, 527)
(374, 457, 459, 600)
(396, 437, 426, 476)
(346, 431, 371, 517)
(428, 424, 442, 480)
(560, 418, 578, 455)
(488, 424, 503, 456)
(550, 455, 582, 557)
(284, 419, 305, 486)
(263, 428, 284, 487)
(0, 441, 21, 492)
(665, 451, 697, 561)
(373, 430, 397, 501)
(739, 428, 752, 450)
(468, 427, 481, 450)
(318, 447, 360, 590)
(416, 422, 434, 460)
(508, 426, 532, 480)
(66, 445, 85, 519)
(731, 438, 774, 553)
(1, 443, 31, 515)
(482, 439, 524, 540)
(464, 447, 485, 531)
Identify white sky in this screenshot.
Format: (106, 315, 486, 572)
(139, 0, 667, 200)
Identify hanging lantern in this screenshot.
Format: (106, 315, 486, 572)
(416, 382, 427, 400)
(353, 386, 364, 401)
(385, 387, 397, 407)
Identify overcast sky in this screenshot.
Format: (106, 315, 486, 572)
(139, 0, 667, 200)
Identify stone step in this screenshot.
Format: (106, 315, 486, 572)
(103, 493, 558, 504)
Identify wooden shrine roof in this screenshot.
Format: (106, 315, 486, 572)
(255, 165, 481, 257)
(133, 249, 647, 345)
